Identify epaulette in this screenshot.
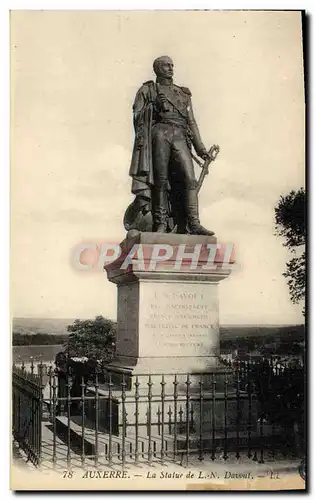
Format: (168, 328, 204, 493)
(180, 86, 192, 96)
(143, 80, 155, 85)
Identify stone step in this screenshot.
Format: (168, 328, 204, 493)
(54, 415, 284, 460)
(126, 426, 285, 453)
(55, 416, 163, 458)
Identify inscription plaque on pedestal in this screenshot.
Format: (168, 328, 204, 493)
(120, 281, 220, 359)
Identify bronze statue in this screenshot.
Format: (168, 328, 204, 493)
(124, 56, 218, 235)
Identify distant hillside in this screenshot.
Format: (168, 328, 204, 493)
(12, 317, 75, 335)
(13, 332, 68, 346)
(220, 324, 305, 356)
(220, 324, 305, 342)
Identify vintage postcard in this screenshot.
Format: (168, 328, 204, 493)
(10, 10, 306, 491)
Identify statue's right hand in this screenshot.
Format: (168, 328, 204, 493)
(156, 93, 169, 112)
(158, 93, 167, 103)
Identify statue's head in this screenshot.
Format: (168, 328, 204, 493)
(153, 56, 174, 78)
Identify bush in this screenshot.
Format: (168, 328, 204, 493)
(63, 315, 116, 362)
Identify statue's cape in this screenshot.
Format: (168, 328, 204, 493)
(124, 81, 156, 231)
(129, 82, 156, 210)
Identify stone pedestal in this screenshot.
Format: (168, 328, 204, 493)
(105, 232, 234, 377)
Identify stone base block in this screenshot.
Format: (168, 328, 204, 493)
(86, 382, 257, 439)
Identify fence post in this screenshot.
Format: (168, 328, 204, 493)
(211, 372, 216, 461)
(160, 375, 165, 464)
(94, 371, 99, 467)
(52, 371, 58, 466)
(173, 375, 178, 461)
(37, 361, 43, 467)
(80, 374, 86, 468)
(66, 369, 72, 468)
(147, 375, 153, 465)
(223, 370, 228, 461)
(198, 373, 204, 462)
(236, 362, 240, 460)
(134, 375, 140, 464)
(185, 374, 191, 466)
(108, 372, 113, 466)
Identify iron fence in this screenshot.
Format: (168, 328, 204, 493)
(12, 358, 305, 468)
(12, 362, 44, 466)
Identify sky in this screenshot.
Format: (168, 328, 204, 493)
(11, 10, 305, 324)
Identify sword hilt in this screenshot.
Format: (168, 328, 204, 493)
(209, 144, 220, 161)
(204, 144, 220, 174)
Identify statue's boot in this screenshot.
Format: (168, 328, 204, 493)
(154, 188, 168, 233)
(186, 188, 215, 236)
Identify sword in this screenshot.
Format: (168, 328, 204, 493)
(193, 144, 220, 193)
(170, 144, 220, 233)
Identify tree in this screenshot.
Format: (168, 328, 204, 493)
(64, 315, 116, 361)
(252, 359, 305, 456)
(275, 188, 305, 314)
